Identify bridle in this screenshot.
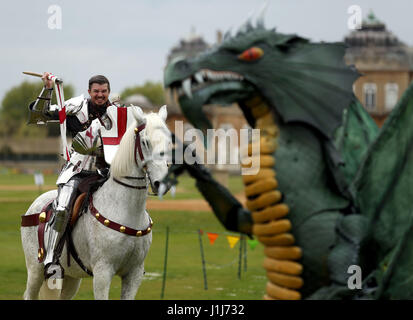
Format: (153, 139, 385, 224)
(112, 123, 149, 190)
(112, 122, 170, 195)
(133, 123, 148, 169)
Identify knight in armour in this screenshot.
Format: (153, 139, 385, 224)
(28, 73, 113, 279)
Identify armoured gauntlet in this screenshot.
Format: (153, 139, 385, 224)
(27, 87, 55, 125)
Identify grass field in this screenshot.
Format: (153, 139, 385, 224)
(0, 172, 267, 300)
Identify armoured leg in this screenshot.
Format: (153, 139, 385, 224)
(44, 178, 80, 279)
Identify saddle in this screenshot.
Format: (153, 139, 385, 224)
(21, 172, 107, 274)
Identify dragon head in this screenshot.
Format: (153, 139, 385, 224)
(164, 18, 359, 141)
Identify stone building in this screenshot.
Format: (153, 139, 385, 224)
(344, 11, 413, 127)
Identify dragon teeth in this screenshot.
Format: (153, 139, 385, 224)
(207, 71, 216, 80)
(167, 88, 175, 105)
(172, 88, 180, 105)
(173, 70, 244, 99)
(194, 72, 204, 84)
(201, 69, 243, 82)
(182, 78, 192, 99)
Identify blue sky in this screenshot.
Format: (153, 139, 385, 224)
(1, 0, 412, 103)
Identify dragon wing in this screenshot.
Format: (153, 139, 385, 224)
(350, 82, 413, 299)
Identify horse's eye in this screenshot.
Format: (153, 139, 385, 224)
(238, 47, 264, 61)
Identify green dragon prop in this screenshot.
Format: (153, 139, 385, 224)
(162, 16, 413, 299)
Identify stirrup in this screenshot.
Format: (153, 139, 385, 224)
(97, 167, 109, 177)
(44, 261, 64, 280)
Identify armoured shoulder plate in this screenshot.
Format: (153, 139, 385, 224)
(64, 94, 86, 115)
(47, 94, 86, 115)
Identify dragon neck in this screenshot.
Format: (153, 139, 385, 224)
(241, 95, 304, 300)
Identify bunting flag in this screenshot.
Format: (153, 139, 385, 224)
(226, 235, 240, 249)
(207, 232, 219, 245)
(247, 239, 259, 250)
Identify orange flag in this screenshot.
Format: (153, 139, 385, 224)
(207, 232, 219, 245)
(226, 235, 240, 249)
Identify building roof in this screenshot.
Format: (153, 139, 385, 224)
(166, 28, 210, 64)
(345, 10, 404, 47)
(0, 137, 60, 154)
(344, 11, 413, 71)
(123, 94, 153, 110)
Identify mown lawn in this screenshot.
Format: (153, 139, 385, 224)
(0, 172, 266, 300)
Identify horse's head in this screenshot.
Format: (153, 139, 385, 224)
(111, 105, 172, 195)
(133, 105, 171, 194)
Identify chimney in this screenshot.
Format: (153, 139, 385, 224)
(216, 30, 223, 44)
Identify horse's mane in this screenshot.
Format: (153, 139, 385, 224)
(111, 111, 169, 178)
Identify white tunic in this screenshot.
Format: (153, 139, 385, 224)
(49, 95, 104, 185)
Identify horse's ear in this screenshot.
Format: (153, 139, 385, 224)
(158, 105, 167, 122)
(130, 105, 146, 125)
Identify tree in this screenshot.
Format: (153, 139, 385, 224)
(0, 80, 74, 137)
(120, 81, 165, 106)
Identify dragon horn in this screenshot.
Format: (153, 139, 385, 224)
(256, 1, 269, 28)
(223, 26, 233, 41)
(236, 9, 255, 35)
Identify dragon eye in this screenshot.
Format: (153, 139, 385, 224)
(238, 47, 264, 61)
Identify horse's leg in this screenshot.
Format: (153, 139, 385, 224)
(23, 266, 44, 300)
(120, 265, 145, 300)
(60, 276, 82, 300)
(22, 190, 58, 300)
(93, 264, 114, 300)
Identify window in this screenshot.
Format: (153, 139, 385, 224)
(363, 83, 377, 111)
(385, 83, 399, 112)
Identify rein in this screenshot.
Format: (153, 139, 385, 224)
(134, 123, 146, 167)
(112, 177, 158, 196)
(112, 123, 149, 190)
(113, 177, 147, 189)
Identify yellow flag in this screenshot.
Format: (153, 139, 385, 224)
(226, 235, 240, 249)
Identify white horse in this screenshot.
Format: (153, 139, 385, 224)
(21, 105, 171, 300)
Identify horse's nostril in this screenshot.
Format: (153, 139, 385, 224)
(154, 181, 160, 190)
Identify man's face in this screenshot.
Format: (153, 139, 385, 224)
(88, 83, 110, 106)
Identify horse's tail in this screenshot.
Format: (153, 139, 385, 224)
(38, 281, 61, 300)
